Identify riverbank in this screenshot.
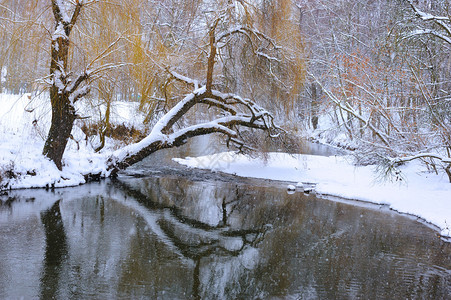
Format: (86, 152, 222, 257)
(0, 93, 142, 190)
(174, 152, 451, 239)
(1, 92, 450, 239)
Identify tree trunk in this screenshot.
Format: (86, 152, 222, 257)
(310, 83, 319, 130)
(43, 1, 84, 170)
(43, 36, 75, 170)
(42, 92, 76, 170)
(445, 163, 451, 183)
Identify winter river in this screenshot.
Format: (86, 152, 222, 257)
(1, 138, 450, 299)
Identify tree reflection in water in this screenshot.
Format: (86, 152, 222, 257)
(1, 176, 450, 299)
(119, 175, 451, 299)
(39, 200, 68, 300)
(115, 178, 270, 299)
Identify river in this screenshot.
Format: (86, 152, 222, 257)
(0, 137, 450, 299)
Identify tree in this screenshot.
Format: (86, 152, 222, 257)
(106, 2, 288, 174)
(405, 0, 451, 46)
(297, 0, 451, 182)
(0, 0, 48, 94)
(38, 0, 300, 174)
(42, 0, 91, 170)
(392, 0, 451, 181)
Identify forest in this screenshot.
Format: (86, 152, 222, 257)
(0, 0, 450, 182)
(2, 2, 451, 298)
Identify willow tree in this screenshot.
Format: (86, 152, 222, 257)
(39, 0, 304, 174)
(106, 0, 300, 173)
(0, 0, 48, 94)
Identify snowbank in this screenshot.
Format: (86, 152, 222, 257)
(0, 93, 142, 189)
(174, 152, 451, 238)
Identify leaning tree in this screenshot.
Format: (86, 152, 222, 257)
(42, 0, 304, 174)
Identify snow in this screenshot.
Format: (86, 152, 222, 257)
(55, 0, 72, 24)
(174, 152, 451, 238)
(407, 29, 451, 45)
(53, 23, 68, 40)
(1, 67, 6, 83)
(0, 93, 142, 189)
(150, 86, 206, 135)
(170, 70, 200, 89)
(1, 92, 450, 239)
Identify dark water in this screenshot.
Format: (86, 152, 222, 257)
(1, 137, 450, 299)
(1, 174, 450, 299)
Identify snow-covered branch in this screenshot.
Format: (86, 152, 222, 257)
(407, 0, 451, 46)
(309, 72, 391, 147)
(216, 25, 282, 64)
(217, 25, 280, 50)
(106, 70, 280, 174)
(169, 70, 200, 89)
(392, 153, 451, 165)
(405, 29, 451, 45)
(391, 152, 451, 182)
(52, 0, 83, 34)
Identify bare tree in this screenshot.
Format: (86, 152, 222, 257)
(42, 0, 91, 170)
(405, 0, 451, 46)
(297, 0, 451, 182)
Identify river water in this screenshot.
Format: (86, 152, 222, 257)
(1, 138, 450, 299)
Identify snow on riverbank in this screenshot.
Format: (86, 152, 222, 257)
(1, 92, 450, 239)
(174, 152, 451, 238)
(0, 93, 143, 189)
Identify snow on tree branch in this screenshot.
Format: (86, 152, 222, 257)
(407, 0, 451, 46)
(408, 0, 450, 22)
(216, 25, 281, 50)
(392, 153, 451, 165)
(390, 152, 451, 183)
(52, 0, 83, 34)
(309, 72, 391, 148)
(106, 72, 280, 174)
(404, 29, 451, 45)
(169, 70, 200, 89)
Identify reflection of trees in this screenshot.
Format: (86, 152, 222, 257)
(114, 178, 269, 299)
(39, 200, 68, 300)
(2, 178, 450, 299)
(117, 175, 451, 299)
(158, 211, 268, 300)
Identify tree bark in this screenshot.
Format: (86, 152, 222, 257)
(445, 163, 451, 183)
(43, 93, 77, 170)
(43, 1, 85, 170)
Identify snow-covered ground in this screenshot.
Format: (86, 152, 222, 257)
(1, 92, 450, 239)
(174, 152, 451, 238)
(0, 93, 143, 189)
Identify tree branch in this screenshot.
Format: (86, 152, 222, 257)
(105, 68, 280, 174)
(206, 19, 220, 93)
(407, 0, 451, 46)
